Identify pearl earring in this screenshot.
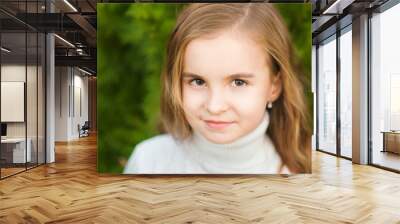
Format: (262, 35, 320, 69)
(267, 102, 273, 109)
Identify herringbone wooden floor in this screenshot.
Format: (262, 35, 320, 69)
(1, 135, 400, 223)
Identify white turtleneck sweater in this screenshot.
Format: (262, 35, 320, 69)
(123, 112, 289, 174)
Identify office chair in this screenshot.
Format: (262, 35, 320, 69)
(79, 121, 90, 138)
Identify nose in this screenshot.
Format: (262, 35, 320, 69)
(205, 88, 228, 115)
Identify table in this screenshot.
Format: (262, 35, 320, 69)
(381, 131, 400, 154)
(1, 138, 32, 163)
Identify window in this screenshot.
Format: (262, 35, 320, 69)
(339, 27, 352, 158)
(370, 2, 400, 171)
(317, 35, 337, 154)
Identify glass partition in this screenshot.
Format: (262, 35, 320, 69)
(317, 35, 337, 154)
(0, 1, 46, 179)
(1, 30, 27, 178)
(339, 27, 352, 158)
(27, 30, 38, 169)
(38, 32, 45, 165)
(371, 3, 400, 171)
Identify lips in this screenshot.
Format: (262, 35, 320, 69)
(204, 119, 235, 130)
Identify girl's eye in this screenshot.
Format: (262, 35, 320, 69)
(190, 78, 206, 87)
(232, 79, 247, 87)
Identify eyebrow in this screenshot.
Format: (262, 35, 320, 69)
(229, 73, 255, 79)
(182, 72, 202, 79)
(182, 72, 255, 79)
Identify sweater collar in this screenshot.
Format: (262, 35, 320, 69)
(183, 112, 280, 173)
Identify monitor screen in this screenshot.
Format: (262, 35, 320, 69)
(1, 123, 7, 137)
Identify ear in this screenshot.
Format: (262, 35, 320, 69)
(269, 73, 282, 102)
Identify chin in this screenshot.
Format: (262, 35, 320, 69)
(203, 133, 237, 144)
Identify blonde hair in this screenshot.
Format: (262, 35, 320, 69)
(160, 3, 311, 173)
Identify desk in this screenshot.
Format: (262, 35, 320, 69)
(1, 138, 31, 163)
(381, 131, 400, 154)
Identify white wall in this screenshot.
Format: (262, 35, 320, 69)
(1, 66, 26, 134)
(55, 67, 89, 141)
(1, 65, 39, 137)
(55, 66, 69, 141)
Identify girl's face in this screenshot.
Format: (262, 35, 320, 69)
(182, 29, 281, 144)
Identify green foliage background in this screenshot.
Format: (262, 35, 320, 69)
(98, 3, 311, 173)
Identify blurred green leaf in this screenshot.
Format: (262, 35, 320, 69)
(98, 3, 312, 173)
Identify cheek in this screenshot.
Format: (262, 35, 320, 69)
(182, 87, 206, 115)
(231, 85, 270, 116)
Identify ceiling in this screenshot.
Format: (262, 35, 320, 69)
(0, 0, 394, 75)
(312, 0, 390, 43)
(0, 0, 97, 74)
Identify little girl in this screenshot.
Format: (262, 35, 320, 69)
(124, 3, 311, 174)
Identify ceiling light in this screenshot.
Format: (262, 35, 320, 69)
(63, 0, 78, 12)
(1, 47, 11, 53)
(78, 67, 93, 76)
(323, 0, 355, 15)
(54, 34, 75, 48)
